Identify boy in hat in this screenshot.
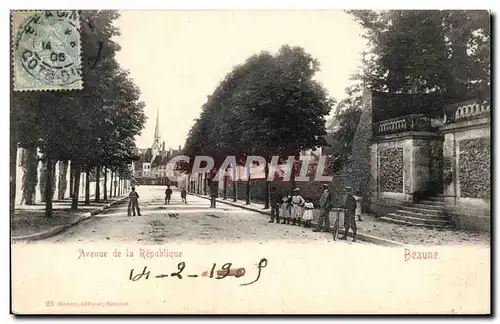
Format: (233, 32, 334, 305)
(340, 186, 357, 241)
(313, 183, 332, 232)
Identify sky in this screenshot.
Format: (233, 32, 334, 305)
(114, 10, 367, 150)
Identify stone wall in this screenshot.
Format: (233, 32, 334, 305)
(379, 148, 403, 193)
(370, 131, 442, 216)
(441, 116, 491, 232)
(458, 137, 490, 199)
(428, 139, 444, 196)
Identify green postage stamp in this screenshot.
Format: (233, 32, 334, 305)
(12, 10, 83, 91)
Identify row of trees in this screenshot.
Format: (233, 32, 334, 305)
(183, 45, 335, 208)
(330, 10, 490, 170)
(11, 10, 146, 218)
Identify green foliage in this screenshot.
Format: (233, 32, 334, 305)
(348, 10, 490, 100)
(328, 10, 491, 173)
(184, 45, 334, 173)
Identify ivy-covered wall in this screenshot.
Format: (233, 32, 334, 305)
(379, 148, 404, 193)
(459, 137, 491, 199)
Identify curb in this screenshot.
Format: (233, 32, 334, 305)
(195, 194, 405, 247)
(11, 196, 129, 242)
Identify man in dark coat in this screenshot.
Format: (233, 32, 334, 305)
(128, 187, 141, 216)
(165, 185, 173, 204)
(340, 186, 357, 242)
(268, 186, 281, 223)
(209, 180, 218, 208)
(313, 183, 332, 232)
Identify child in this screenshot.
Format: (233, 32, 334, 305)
(280, 193, 291, 224)
(181, 188, 187, 204)
(302, 197, 314, 228)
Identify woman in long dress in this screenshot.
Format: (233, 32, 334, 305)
(290, 188, 305, 226)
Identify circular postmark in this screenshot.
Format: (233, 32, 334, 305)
(14, 10, 82, 87)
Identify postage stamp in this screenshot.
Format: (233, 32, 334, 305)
(12, 10, 83, 91)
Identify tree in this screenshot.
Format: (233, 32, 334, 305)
(348, 10, 490, 101)
(184, 45, 334, 207)
(327, 84, 363, 172)
(231, 46, 333, 206)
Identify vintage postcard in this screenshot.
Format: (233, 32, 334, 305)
(10, 9, 491, 315)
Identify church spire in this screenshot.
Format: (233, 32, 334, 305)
(154, 107, 160, 142)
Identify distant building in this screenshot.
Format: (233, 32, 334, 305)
(131, 108, 184, 185)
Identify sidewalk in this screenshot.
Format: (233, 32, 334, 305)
(193, 193, 490, 247)
(193, 193, 403, 246)
(11, 196, 128, 241)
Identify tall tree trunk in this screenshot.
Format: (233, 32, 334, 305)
(204, 173, 208, 195)
(232, 165, 237, 202)
(264, 163, 270, 209)
(198, 174, 201, 194)
(223, 175, 228, 199)
(114, 172, 118, 197)
(95, 165, 101, 202)
(103, 166, 108, 201)
(69, 162, 74, 198)
(50, 160, 57, 199)
(118, 176, 122, 196)
(71, 164, 81, 209)
(291, 155, 298, 190)
(58, 160, 68, 200)
(245, 167, 251, 205)
(110, 171, 114, 198)
(44, 152, 53, 217)
(84, 166, 90, 205)
(39, 160, 48, 202)
(21, 147, 38, 205)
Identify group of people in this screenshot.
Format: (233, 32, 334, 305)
(127, 185, 188, 217)
(164, 185, 188, 204)
(128, 182, 361, 242)
(269, 187, 314, 227)
(269, 184, 361, 242)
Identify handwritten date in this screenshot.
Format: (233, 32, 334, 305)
(129, 258, 267, 286)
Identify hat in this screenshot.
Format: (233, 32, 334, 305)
(293, 188, 300, 192)
(322, 184, 329, 188)
(345, 186, 352, 192)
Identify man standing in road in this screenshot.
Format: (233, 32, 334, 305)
(165, 185, 173, 204)
(339, 186, 357, 242)
(181, 188, 187, 204)
(268, 186, 281, 223)
(313, 183, 332, 232)
(209, 179, 218, 208)
(128, 186, 141, 216)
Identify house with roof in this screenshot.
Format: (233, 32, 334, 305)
(131, 108, 185, 185)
